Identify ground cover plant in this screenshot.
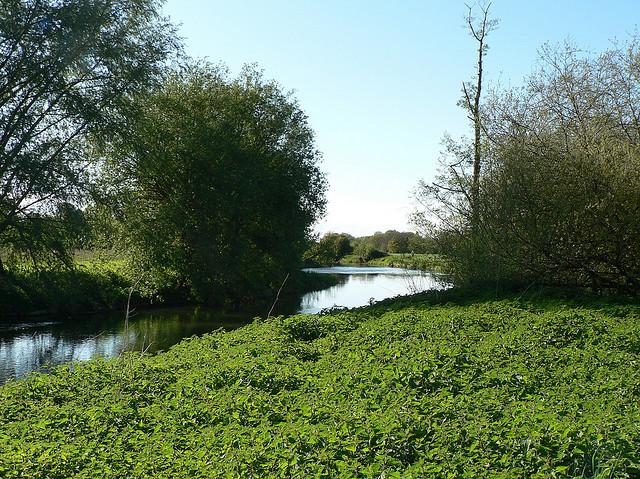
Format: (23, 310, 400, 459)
(1, 289, 639, 478)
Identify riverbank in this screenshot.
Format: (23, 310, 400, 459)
(0, 260, 132, 318)
(1, 288, 638, 477)
(340, 253, 447, 272)
(0, 261, 338, 319)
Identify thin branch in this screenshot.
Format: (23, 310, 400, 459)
(266, 273, 290, 319)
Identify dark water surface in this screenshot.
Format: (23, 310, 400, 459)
(0, 266, 445, 384)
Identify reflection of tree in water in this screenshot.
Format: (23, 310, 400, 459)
(0, 307, 250, 384)
(349, 273, 379, 284)
(122, 309, 249, 354)
(0, 331, 128, 383)
(298, 281, 345, 310)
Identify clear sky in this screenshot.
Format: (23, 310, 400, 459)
(162, 0, 638, 237)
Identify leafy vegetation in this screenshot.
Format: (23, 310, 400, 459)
(305, 231, 434, 267)
(99, 64, 327, 307)
(0, 2, 328, 313)
(341, 253, 447, 272)
(1, 290, 639, 477)
(0, 259, 131, 317)
(352, 230, 433, 255)
(414, 28, 640, 294)
(0, 0, 178, 271)
(1, 5, 638, 477)
(304, 233, 353, 266)
(0, 253, 336, 317)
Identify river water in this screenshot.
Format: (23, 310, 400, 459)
(0, 266, 444, 384)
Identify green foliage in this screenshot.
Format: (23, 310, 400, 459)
(304, 233, 353, 265)
(386, 239, 403, 254)
(0, 259, 131, 316)
(1, 291, 639, 477)
(104, 64, 327, 306)
(0, 258, 338, 317)
(415, 36, 640, 293)
(351, 230, 433, 255)
(368, 253, 447, 272)
(0, 0, 178, 268)
(352, 243, 387, 262)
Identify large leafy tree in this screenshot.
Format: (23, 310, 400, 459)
(0, 0, 178, 270)
(107, 64, 327, 306)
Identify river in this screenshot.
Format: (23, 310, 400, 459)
(0, 266, 445, 384)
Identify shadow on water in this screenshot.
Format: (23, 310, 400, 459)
(0, 266, 446, 384)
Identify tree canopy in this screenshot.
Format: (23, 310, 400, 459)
(105, 64, 327, 306)
(415, 36, 640, 293)
(0, 0, 178, 270)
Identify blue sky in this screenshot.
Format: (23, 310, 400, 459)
(162, 0, 638, 237)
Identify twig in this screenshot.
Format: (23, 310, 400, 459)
(266, 273, 290, 319)
(140, 340, 153, 357)
(123, 275, 143, 354)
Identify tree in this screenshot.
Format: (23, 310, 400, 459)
(415, 30, 640, 293)
(304, 233, 353, 265)
(475, 40, 640, 292)
(333, 234, 353, 259)
(353, 243, 386, 262)
(0, 0, 178, 272)
(461, 2, 497, 217)
(412, 3, 497, 283)
(106, 64, 327, 306)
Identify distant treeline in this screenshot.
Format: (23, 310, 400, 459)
(304, 230, 433, 265)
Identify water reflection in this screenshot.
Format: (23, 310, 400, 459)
(0, 308, 250, 384)
(0, 267, 445, 384)
(298, 266, 445, 313)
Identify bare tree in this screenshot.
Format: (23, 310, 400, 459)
(461, 2, 498, 218)
(411, 3, 498, 284)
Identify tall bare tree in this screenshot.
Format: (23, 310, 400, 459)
(461, 2, 497, 217)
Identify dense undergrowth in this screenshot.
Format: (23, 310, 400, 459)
(1, 289, 639, 477)
(0, 260, 132, 317)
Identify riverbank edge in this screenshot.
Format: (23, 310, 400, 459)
(0, 266, 338, 320)
(1, 286, 639, 477)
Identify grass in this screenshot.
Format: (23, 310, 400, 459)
(1, 288, 639, 477)
(341, 253, 448, 272)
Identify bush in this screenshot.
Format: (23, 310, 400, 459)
(104, 64, 327, 306)
(354, 244, 387, 262)
(304, 233, 353, 265)
(416, 38, 640, 294)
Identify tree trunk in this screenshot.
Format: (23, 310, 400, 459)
(471, 30, 484, 216)
(463, 3, 493, 222)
